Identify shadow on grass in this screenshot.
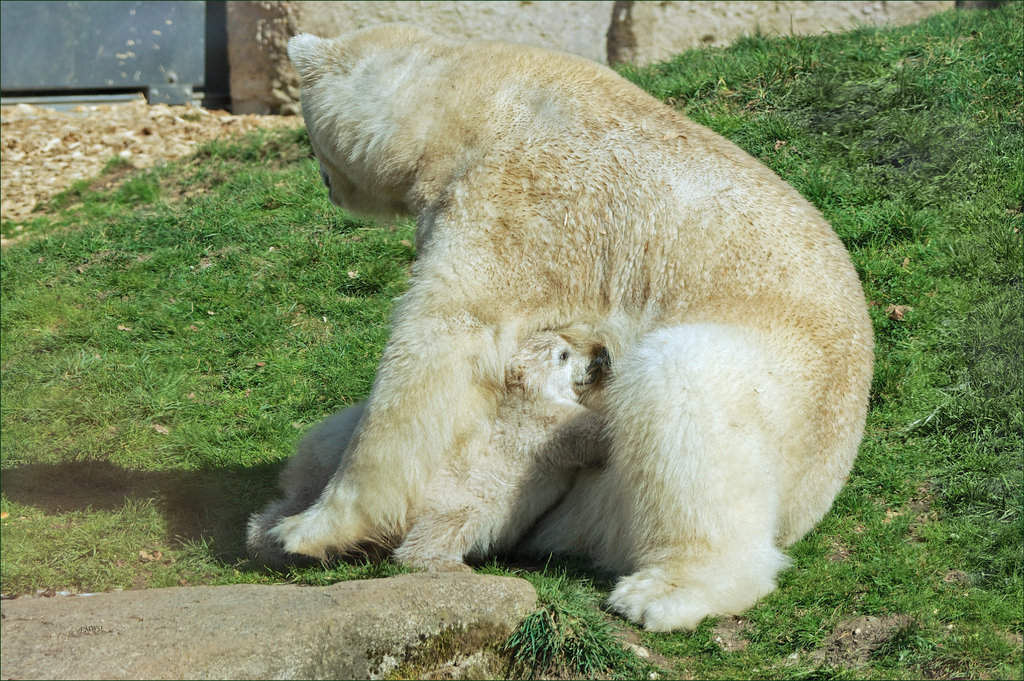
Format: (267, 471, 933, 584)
(0, 460, 281, 562)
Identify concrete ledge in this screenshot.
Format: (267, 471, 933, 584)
(0, 573, 538, 680)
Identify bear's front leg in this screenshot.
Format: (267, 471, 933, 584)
(268, 298, 516, 559)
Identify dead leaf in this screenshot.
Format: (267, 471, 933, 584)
(885, 304, 912, 321)
(138, 550, 163, 562)
(0, 512, 9, 520)
(773, 139, 787, 150)
(117, 325, 132, 331)
(347, 270, 359, 279)
(151, 424, 169, 435)
(901, 257, 910, 269)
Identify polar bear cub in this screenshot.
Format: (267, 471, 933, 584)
(248, 331, 606, 569)
(394, 331, 606, 571)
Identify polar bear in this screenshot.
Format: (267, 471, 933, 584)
(269, 25, 874, 631)
(248, 331, 608, 570)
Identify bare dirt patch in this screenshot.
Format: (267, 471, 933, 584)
(1, 97, 300, 244)
(712, 616, 750, 653)
(606, 621, 674, 677)
(809, 614, 913, 669)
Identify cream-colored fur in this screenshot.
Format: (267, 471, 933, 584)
(394, 331, 605, 571)
(248, 331, 606, 569)
(270, 24, 874, 631)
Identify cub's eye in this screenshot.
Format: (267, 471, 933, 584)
(558, 351, 569, 362)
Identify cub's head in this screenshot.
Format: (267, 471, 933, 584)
(287, 25, 451, 219)
(506, 332, 608, 405)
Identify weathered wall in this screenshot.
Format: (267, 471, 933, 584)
(618, 1, 954, 65)
(227, 0, 954, 114)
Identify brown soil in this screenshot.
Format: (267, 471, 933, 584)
(809, 614, 913, 668)
(1, 98, 300, 246)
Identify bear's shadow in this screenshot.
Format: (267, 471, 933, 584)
(0, 459, 281, 563)
(0, 460, 612, 584)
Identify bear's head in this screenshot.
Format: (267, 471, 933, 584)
(287, 25, 453, 219)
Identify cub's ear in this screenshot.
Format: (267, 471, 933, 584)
(287, 34, 327, 80)
(505, 365, 526, 391)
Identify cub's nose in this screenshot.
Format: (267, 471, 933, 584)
(585, 347, 610, 383)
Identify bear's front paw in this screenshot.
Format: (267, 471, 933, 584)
(267, 511, 330, 559)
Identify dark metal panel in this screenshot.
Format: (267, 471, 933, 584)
(0, 1, 204, 104)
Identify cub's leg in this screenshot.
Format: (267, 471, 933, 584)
(392, 508, 478, 573)
(602, 325, 795, 631)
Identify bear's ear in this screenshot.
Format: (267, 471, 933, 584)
(288, 34, 328, 81)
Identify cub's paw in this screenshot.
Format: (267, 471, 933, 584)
(393, 544, 472, 573)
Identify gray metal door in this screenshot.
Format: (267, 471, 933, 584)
(1, 0, 204, 105)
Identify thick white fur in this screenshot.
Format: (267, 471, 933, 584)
(248, 332, 605, 569)
(270, 25, 874, 631)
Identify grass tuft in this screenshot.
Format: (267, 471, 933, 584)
(500, 561, 656, 679)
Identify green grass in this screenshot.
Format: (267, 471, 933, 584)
(2, 4, 1022, 679)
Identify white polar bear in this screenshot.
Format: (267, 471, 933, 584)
(269, 24, 874, 631)
(248, 331, 608, 570)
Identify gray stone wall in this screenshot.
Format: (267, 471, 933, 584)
(227, 1, 953, 114)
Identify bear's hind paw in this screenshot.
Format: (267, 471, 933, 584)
(607, 568, 711, 632)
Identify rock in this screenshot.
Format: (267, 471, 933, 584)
(0, 572, 537, 680)
(625, 1, 954, 65)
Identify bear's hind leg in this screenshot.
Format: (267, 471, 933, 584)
(602, 324, 796, 631)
